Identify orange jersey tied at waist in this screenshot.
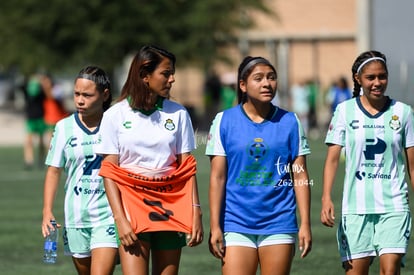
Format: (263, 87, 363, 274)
(100, 155, 197, 234)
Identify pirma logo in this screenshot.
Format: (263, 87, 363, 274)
(74, 186, 83, 196)
(355, 171, 366, 180)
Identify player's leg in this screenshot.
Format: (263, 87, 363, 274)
(337, 214, 376, 275)
(257, 234, 296, 275)
(343, 257, 371, 275)
(72, 256, 91, 275)
(151, 249, 182, 275)
(119, 239, 150, 275)
(89, 225, 119, 275)
(258, 244, 294, 275)
(221, 232, 259, 275)
(90, 247, 118, 275)
(150, 231, 186, 275)
(375, 212, 411, 275)
(64, 228, 93, 274)
(222, 246, 258, 275)
(379, 253, 403, 275)
(24, 120, 35, 168)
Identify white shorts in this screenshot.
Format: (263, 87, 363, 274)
(63, 225, 118, 258)
(224, 232, 296, 248)
(337, 212, 411, 262)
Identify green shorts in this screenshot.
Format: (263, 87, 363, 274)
(63, 225, 118, 258)
(224, 232, 296, 248)
(337, 212, 411, 262)
(137, 231, 186, 250)
(26, 118, 47, 134)
(45, 123, 56, 132)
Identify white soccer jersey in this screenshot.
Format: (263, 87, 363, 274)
(325, 97, 414, 214)
(96, 98, 195, 171)
(46, 113, 114, 228)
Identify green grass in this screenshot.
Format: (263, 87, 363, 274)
(0, 138, 413, 274)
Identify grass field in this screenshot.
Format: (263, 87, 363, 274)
(1, 137, 413, 274)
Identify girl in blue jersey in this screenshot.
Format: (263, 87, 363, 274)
(321, 50, 414, 274)
(206, 56, 312, 274)
(42, 66, 118, 275)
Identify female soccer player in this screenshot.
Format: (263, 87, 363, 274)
(96, 45, 203, 275)
(42, 66, 118, 274)
(321, 50, 414, 274)
(206, 56, 312, 275)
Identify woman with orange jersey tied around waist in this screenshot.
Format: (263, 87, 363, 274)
(96, 45, 203, 275)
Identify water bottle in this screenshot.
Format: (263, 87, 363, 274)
(43, 220, 58, 264)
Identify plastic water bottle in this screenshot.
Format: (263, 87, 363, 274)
(43, 220, 58, 264)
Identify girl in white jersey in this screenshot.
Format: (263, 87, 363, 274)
(42, 66, 118, 274)
(96, 45, 203, 275)
(321, 51, 414, 274)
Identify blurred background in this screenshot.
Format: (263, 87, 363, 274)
(1, 1, 414, 273)
(0, 0, 413, 141)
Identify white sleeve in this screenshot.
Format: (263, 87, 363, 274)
(176, 109, 196, 153)
(96, 110, 119, 155)
(205, 112, 225, 156)
(404, 106, 414, 148)
(325, 104, 346, 146)
(294, 113, 311, 156)
(45, 120, 65, 167)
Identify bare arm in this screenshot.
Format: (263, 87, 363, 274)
(320, 144, 342, 227)
(405, 147, 414, 191)
(102, 154, 138, 246)
(208, 155, 227, 259)
(292, 155, 312, 258)
(177, 153, 203, 247)
(42, 166, 62, 236)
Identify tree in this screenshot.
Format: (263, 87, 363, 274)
(0, 0, 270, 74)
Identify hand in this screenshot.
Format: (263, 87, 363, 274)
(187, 207, 204, 247)
(298, 225, 312, 258)
(320, 198, 335, 227)
(116, 218, 138, 247)
(186, 230, 203, 247)
(209, 229, 225, 259)
(42, 215, 61, 237)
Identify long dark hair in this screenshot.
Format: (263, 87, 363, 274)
(351, 50, 387, 98)
(237, 56, 277, 104)
(119, 45, 176, 110)
(76, 66, 112, 111)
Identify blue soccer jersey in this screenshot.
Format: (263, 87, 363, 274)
(206, 104, 310, 235)
(325, 97, 414, 214)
